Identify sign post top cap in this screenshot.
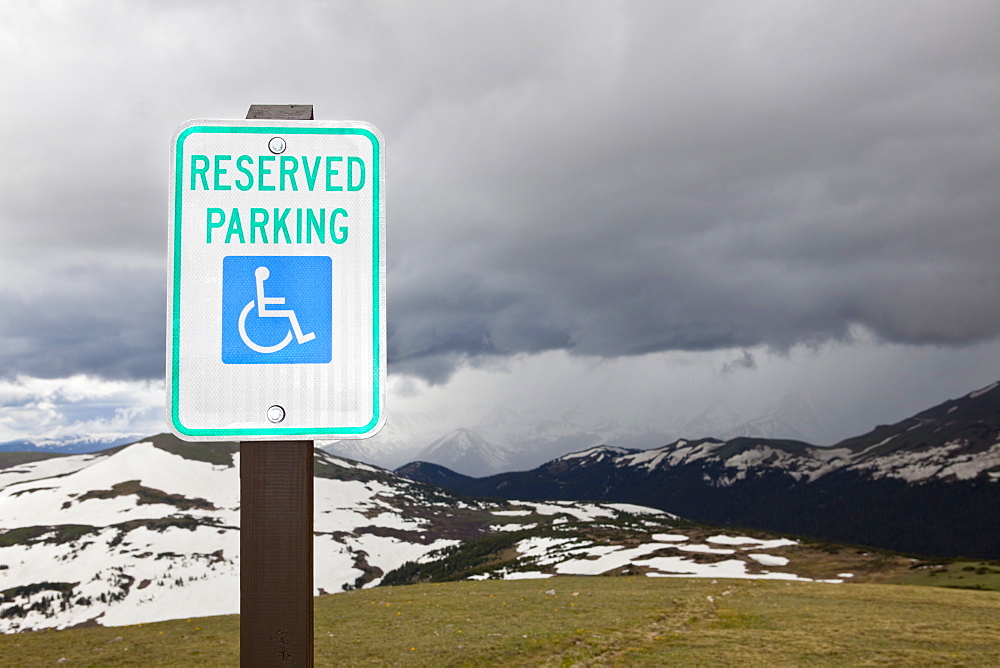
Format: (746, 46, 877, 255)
(246, 104, 314, 120)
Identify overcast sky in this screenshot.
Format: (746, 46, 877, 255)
(1, 1, 998, 447)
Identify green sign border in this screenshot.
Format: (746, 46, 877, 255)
(170, 124, 383, 437)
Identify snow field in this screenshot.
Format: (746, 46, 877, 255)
(520, 502, 616, 522)
(497, 529, 822, 584)
(553, 544, 666, 575)
(0, 453, 104, 491)
(490, 523, 538, 532)
(0, 442, 476, 632)
(313, 477, 427, 533)
(0, 523, 242, 632)
(0, 443, 238, 529)
(603, 503, 666, 516)
(707, 535, 798, 550)
(0, 439, 848, 633)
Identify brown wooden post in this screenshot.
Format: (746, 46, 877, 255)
(241, 441, 314, 666)
(241, 104, 315, 667)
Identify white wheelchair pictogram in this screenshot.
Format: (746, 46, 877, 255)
(238, 266, 316, 354)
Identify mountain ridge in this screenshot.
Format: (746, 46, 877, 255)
(0, 433, 144, 454)
(397, 380, 1000, 559)
(324, 389, 853, 474)
(414, 428, 513, 477)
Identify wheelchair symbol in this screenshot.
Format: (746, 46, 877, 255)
(222, 255, 331, 365)
(238, 266, 316, 354)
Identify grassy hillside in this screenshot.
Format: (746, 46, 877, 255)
(1, 577, 998, 666)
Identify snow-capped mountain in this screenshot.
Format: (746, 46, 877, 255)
(681, 392, 847, 446)
(414, 428, 512, 477)
(0, 435, 460, 632)
(320, 406, 480, 469)
(0, 433, 144, 454)
(0, 434, 486, 633)
(399, 381, 1000, 560)
(323, 407, 676, 475)
(324, 391, 850, 476)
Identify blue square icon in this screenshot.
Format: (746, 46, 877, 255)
(222, 256, 332, 364)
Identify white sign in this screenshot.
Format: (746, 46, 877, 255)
(167, 119, 385, 440)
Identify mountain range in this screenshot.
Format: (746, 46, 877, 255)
(324, 390, 847, 476)
(397, 381, 1000, 559)
(3, 381, 998, 632)
(3, 431, 956, 634)
(2, 433, 871, 633)
(0, 434, 143, 454)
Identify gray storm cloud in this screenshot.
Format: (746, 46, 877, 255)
(0, 1, 997, 383)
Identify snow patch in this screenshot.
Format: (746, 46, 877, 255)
(602, 503, 666, 516)
(748, 553, 789, 567)
(561, 446, 630, 460)
(969, 382, 999, 399)
(706, 535, 765, 546)
(519, 501, 619, 522)
(651, 534, 689, 543)
(0, 453, 106, 491)
(553, 544, 665, 575)
(490, 523, 538, 532)
(851, 440, 1000, 483)
(637, 557, 823, 582)
(503, 571, 553, 580)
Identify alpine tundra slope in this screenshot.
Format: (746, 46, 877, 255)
(0, 434, 885, 633)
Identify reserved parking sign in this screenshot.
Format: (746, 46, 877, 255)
(167, 119, 385, 440)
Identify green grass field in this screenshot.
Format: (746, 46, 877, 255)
(1, 577, 998, 666)
(884, 560, 1000, 591)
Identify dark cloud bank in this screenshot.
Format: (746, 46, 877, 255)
(0, 2, 997, 383)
